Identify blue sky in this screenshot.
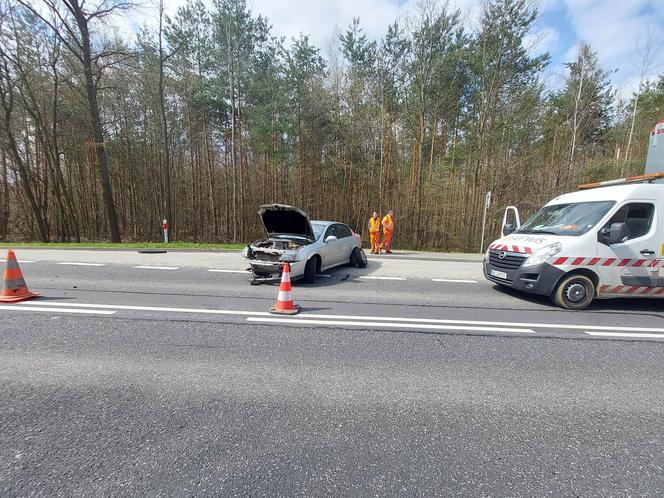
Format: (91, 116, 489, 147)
(129, 0, 664, 97)
(533, 0, 664, 95)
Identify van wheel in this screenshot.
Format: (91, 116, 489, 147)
(552, 274, 595, 310)
(351, 247, 368, 268)
(303, 257, 317, 283)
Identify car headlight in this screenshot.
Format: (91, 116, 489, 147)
(522, 242, 562, 267)
(241, 246, 250, 258)
(280, 251, 298, 262)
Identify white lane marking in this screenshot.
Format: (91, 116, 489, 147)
(0, 305, 115, 315)
(14, 301, 664, 334)
(133, 266, 178, 270)
(261, 313, 664, 334)
(247, 317, 535, 333)
(208, 269, 248, 274)
(57, 262, 105, 267)
(17, 301, 271, 316)
(359, 276, 407, 281)
(0, 259, 35, 263)
(316, 274, 332, 278)
(431, 278, 478, 283)
(585, 331, 664, 339)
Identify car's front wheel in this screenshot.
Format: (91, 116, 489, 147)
(552, 274, 595, 310)
(303, 257, 317, 283)
(350, 247, 368, 268)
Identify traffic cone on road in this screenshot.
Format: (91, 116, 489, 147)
(270, 262, 300, 315)
(0, 249, 38, 303)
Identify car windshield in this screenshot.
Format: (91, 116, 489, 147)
(517, 201, 615, 236)
(311, 222, 326, 241)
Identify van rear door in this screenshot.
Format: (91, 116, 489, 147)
(596, 201, 659, 293)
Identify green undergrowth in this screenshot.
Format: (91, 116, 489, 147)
(0, 242, 245, 250)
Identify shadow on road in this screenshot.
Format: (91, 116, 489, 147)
(297, 260, 383, 288)
(34, 296, 77, 302)
(253, 261, 384, 288)
(491, 283, 664, 315)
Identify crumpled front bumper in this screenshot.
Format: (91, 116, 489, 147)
(247, 259, 307, 282)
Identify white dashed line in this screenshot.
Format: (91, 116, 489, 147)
(0, 259, 34, 263)
(359, 276, 407, 281)
(208, 269, 248, 274)
(271, 313, 664, 333)
(247, 317, 535, 334)
(16, 301, 664, 338)
(57, 262, 105, 267)
(17, 301, 270, 316)
(431, 278, 478, 283)
(134, 266, 179, 270)
(584, 331, 664, 339)
(0, 305, 116, 315)
(316, 274, 332, 278)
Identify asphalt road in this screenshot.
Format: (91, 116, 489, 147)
(2, 251, 664, 495)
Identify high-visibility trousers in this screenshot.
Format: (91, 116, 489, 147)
(370, 231, 380, 251)
(381, 230, 393, 250)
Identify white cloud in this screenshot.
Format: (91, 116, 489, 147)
(246, 0, 484, 50)
(523, 26, 560, 55)
(562, 0, 664, 92)
(109, 0, 664, 100)
(248, 0, 407, 49)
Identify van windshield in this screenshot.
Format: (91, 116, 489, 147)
(516, 201, 615, 236)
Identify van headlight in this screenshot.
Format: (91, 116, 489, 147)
(280, 251, 298, 262)
(522, 242, 562, 267)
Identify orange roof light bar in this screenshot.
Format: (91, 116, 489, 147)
(578, 172, 664, 190)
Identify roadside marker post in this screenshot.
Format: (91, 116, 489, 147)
(162, 218, 170, 243)
(480, 191, 491, 253)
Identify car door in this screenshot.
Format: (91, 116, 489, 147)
(596, 201, 659, 290)
(319, 225, 342, 270)
(336, 224, 356, 263)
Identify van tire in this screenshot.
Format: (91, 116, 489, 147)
(351, 247, 368, 268)
(552, 274, 595, 310)
(303, 257, 317, 283)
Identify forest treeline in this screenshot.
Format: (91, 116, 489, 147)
(0, 0, 663, 250)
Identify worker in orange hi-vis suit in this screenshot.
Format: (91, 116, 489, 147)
(380, 210, 395, 254)
(368, 212, 381, 254)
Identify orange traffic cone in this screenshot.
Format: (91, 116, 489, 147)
(270, 262, 300, 315)
(0, 249, 39, 303)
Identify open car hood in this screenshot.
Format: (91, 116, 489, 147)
(258, 204, 315, 240)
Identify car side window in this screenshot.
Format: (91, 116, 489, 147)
(324, 226, 337, 240)
(336, 224, 351, 238)
(604, 203, 655, 240)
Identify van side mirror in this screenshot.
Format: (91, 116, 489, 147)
(325, 235, 337, 243)
(501, 206, 521, 237)
(601, 222, 629, 245)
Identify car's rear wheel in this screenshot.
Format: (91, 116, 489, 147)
(552, 274, 595, 310)
(351, 247, 368, 268)
(303, 257, 317, 283)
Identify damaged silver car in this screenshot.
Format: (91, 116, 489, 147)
(242, 204, 367, 283)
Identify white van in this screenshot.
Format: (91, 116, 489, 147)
(484, 173, 664, 310)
